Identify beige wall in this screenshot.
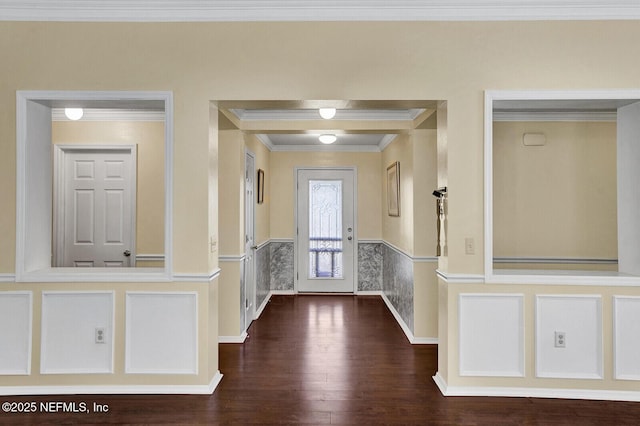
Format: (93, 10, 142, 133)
(381, 129, 438, 256)
(270, 151, 382, 240)
(2, 20, 639, 393)
(493, 121, 618, 260)
(218, 129, 245, 255)
(382, 134, 414, 254)
(52, 120, 165, 264)
(244, 134, 271, 245)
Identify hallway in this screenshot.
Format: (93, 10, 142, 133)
(3, 295, 640, 424)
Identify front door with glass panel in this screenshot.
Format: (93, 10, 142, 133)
(297, 169, 356, 293)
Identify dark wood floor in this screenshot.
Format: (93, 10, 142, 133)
(3, 295, 640, 424)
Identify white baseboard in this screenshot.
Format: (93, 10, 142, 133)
(255, 292, 272, 319)
(219, 332, 247, 344)
(0, 371, 224, 396)
(380, 292, 414, 343)
(413, 337, 438, 344)
(433, 372, 640, 402)
(271, 290, 296, 295)
(355, 290, 383, 296)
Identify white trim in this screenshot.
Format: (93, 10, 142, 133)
(0, 291, 33, 375)
(436, 270, 485, 283)
(52, 108, 165, 122)
(40, 291, 115, 375)
(493, 111, 617, 122)
(535, 294, 603, 380)
(219, 255, 247, 262)
(613, 296, 640, 381)
(269, 238, 295, 244)
(1, 1, 639, 22)
(381, 291, 414, 344)
(270, 290, 296, 295)
(173, 269, 221, 283)
(459, 293, 525, 378)
(433, 373, 640, 402)
(378, 134, 398, 151)
(381, 240, 438, 263)
(355, 290, 383, 296)
(270, 143, 382, 153)
(125, 291, 199, 375)
(255, 134, 274, 151)
(255, 291, 272, 319)
(494, 257, 618, 265)
(255, 240, 271, 250)
(0, 371, 224, 396)
(381, 292, 437, 344)
(358, 239, 383, 244)
(485, 89, 640, 287)
(413, 337, 439, 344)
(135, 253, 165, 262)
(232, 108, 425, 121)
(219, 332, 248, 344)
(488, 271, 640, 286)
(15, 90, 173, 283)
(0, 273, 16, 282)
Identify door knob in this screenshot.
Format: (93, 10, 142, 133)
(123, 250, 131, 257)
(347, 236, 352, 241)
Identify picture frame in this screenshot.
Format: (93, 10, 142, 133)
(387, 161, 400, 216)
(257, 169, 265, 204)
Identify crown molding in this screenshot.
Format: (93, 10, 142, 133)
(493, 111, 617, 122)
(270, 143, 382, 153)
(1, 1, 639, 22)
(230, 108, 425, 121)
(52, 108, 165, 122)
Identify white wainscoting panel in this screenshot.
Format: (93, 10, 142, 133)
(614, 296, 640, 380)
(459, 294, 524, 377)
(41, 292, 114, 374)
(0, 292, 32, 375)
(125, 292, 198, 374)
(536, 295, 603, 379)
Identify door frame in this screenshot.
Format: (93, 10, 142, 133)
(293, 166, 358, 294)
(53, 144, 138, 267)
(244, 148, 257, 331)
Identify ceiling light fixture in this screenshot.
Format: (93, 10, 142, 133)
(319, 134, 337, 144)
(319, 107, 337, 120)
(64, 108, 84, 121)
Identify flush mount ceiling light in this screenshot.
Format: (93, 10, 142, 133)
(319, 134, 337, 144)
(319, 107, 337, 120)
(64, 108, 84, 120)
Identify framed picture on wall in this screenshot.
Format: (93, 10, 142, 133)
(257, 169, 265, 204)
(387, 161, 400, 216)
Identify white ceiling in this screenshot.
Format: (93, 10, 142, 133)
(0, 1, 638, 22)
(222, 103, 435, 151)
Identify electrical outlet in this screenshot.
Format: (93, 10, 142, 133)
(95, 327, 106, 344)
(465, 237, 475, 255)
(554, 331, 566, 348)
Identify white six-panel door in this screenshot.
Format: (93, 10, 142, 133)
(54, 145, 136, 267)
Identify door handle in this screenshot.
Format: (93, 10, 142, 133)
(347, 236, 352, 241)
(123, 250, 131, 257)
(251, 245, 258, 250)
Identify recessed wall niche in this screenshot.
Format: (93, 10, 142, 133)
(485, 90, 640, 283)
(15, 91, 173, 282)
